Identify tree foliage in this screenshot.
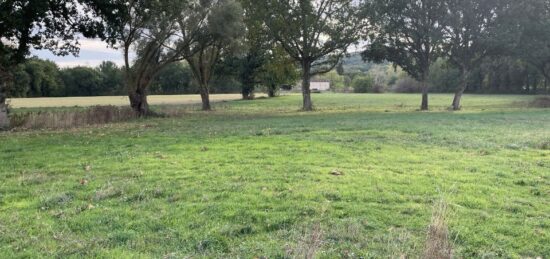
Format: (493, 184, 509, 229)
(86, 0, 211, 115)
(0, 0, 103, 128)
(261, 0, 366, 110)
(363, 0, 448, 110)
(442, 0, 505, 110)
(183, 0, 245, 110)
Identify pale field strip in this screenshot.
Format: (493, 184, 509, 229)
(8, 94, 263, 108)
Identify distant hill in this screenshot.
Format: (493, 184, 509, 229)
(340, 52, 389, 74)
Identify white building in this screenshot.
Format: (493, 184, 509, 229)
(309, 80, 331, 92)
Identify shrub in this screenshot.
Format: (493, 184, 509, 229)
(371, 83, 385, 93)
(530, 96, 550, 108)
(392, 77, 423, 93)
(10, 106, 138, 130)
(352, 75, 375, 93)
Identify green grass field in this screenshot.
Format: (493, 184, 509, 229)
(1, 94, 549, 258)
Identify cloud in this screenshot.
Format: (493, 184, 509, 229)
(31, 38, 127, 68)
(55, 59, 125, 68)
(76, 39, 119, 55)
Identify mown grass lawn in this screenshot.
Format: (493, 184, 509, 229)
(0, 94, 549, 258)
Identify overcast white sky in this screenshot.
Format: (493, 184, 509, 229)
(32, 38, 365, 68)
(32, 39, 124, 68)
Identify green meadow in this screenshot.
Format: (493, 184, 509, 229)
(0, 94, 549, 258)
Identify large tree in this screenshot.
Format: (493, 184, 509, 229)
(183, 0, 245, 111)
(0, 0, 98, 128)
(60, 66, 104, 96)
(23, 58, 64, 97)
(230, 0, 272, 100)
(261, 46, 300, 97)
(363, 0, 448, 110)
(443, 0, 505, 110)
(508, 0, 550, 93)
(87, 0, 207, 115)
(261, 0, 365, 111)
(97, 61, 124, 95)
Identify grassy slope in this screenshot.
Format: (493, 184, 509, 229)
(0, 94, 549, 258)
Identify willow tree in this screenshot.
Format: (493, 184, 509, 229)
(261, 0, 365, 111)
(88, 0, 207, 115)
(363, 0, 447, 110)
(182, 0, 245, 111)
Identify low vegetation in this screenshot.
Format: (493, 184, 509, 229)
(1, 94, 548, 257)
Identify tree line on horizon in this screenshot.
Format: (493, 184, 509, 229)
(1, 0, 550, 128)
(6, 58, 285, 98)
(9, 53, 547, 99)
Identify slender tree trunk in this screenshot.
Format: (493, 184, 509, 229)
(199, 82, 211, 111)
(420, 70, 429, 111)
(452, 69, 469, 111)
(0, 80, 9, 129)
(420, 82, 429, 111)
(533, 77, 539, 94)
(129, 88, 149, 116)
(302, 62, 313, 111)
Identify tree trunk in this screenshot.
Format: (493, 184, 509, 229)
(420, 82, 429, 111)
(200, 83, 211, 111)
(129, 88, 149, 116)
(533, 76, 538, 94)
(241, 83, 254, 100)
(452, 69, 469, 111)
(420, 70, 429, 111)
(268, 84, 277, 98)
(302, 62, 313, 111)
(0, 81, 9, 129)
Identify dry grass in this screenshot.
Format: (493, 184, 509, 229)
(286, 223, 324, 259)
(424, 200, 453, 259)
(529, 96, 550, 108)
(10, 105, 138, 129)
(8, 94, 253, 109)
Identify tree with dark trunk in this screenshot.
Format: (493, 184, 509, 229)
(261, 0, 365, 111)
(237, 49, 266, 100)
(183, 0, 245, 111)
(0, 73, 10, 129)
(87, 0, 207, 115)
(260, 46, 300, 98)
(0, 0, 100, 128)
(234, 0, 271, 100)
(506, 0, 550, 94)
(363, 0, 447, 110)
(443, 0, 504, 110)
(186, 45, 221, 111)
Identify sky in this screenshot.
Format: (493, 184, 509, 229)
(32, 39, 124, 68)
(32, 38, 365, 68)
